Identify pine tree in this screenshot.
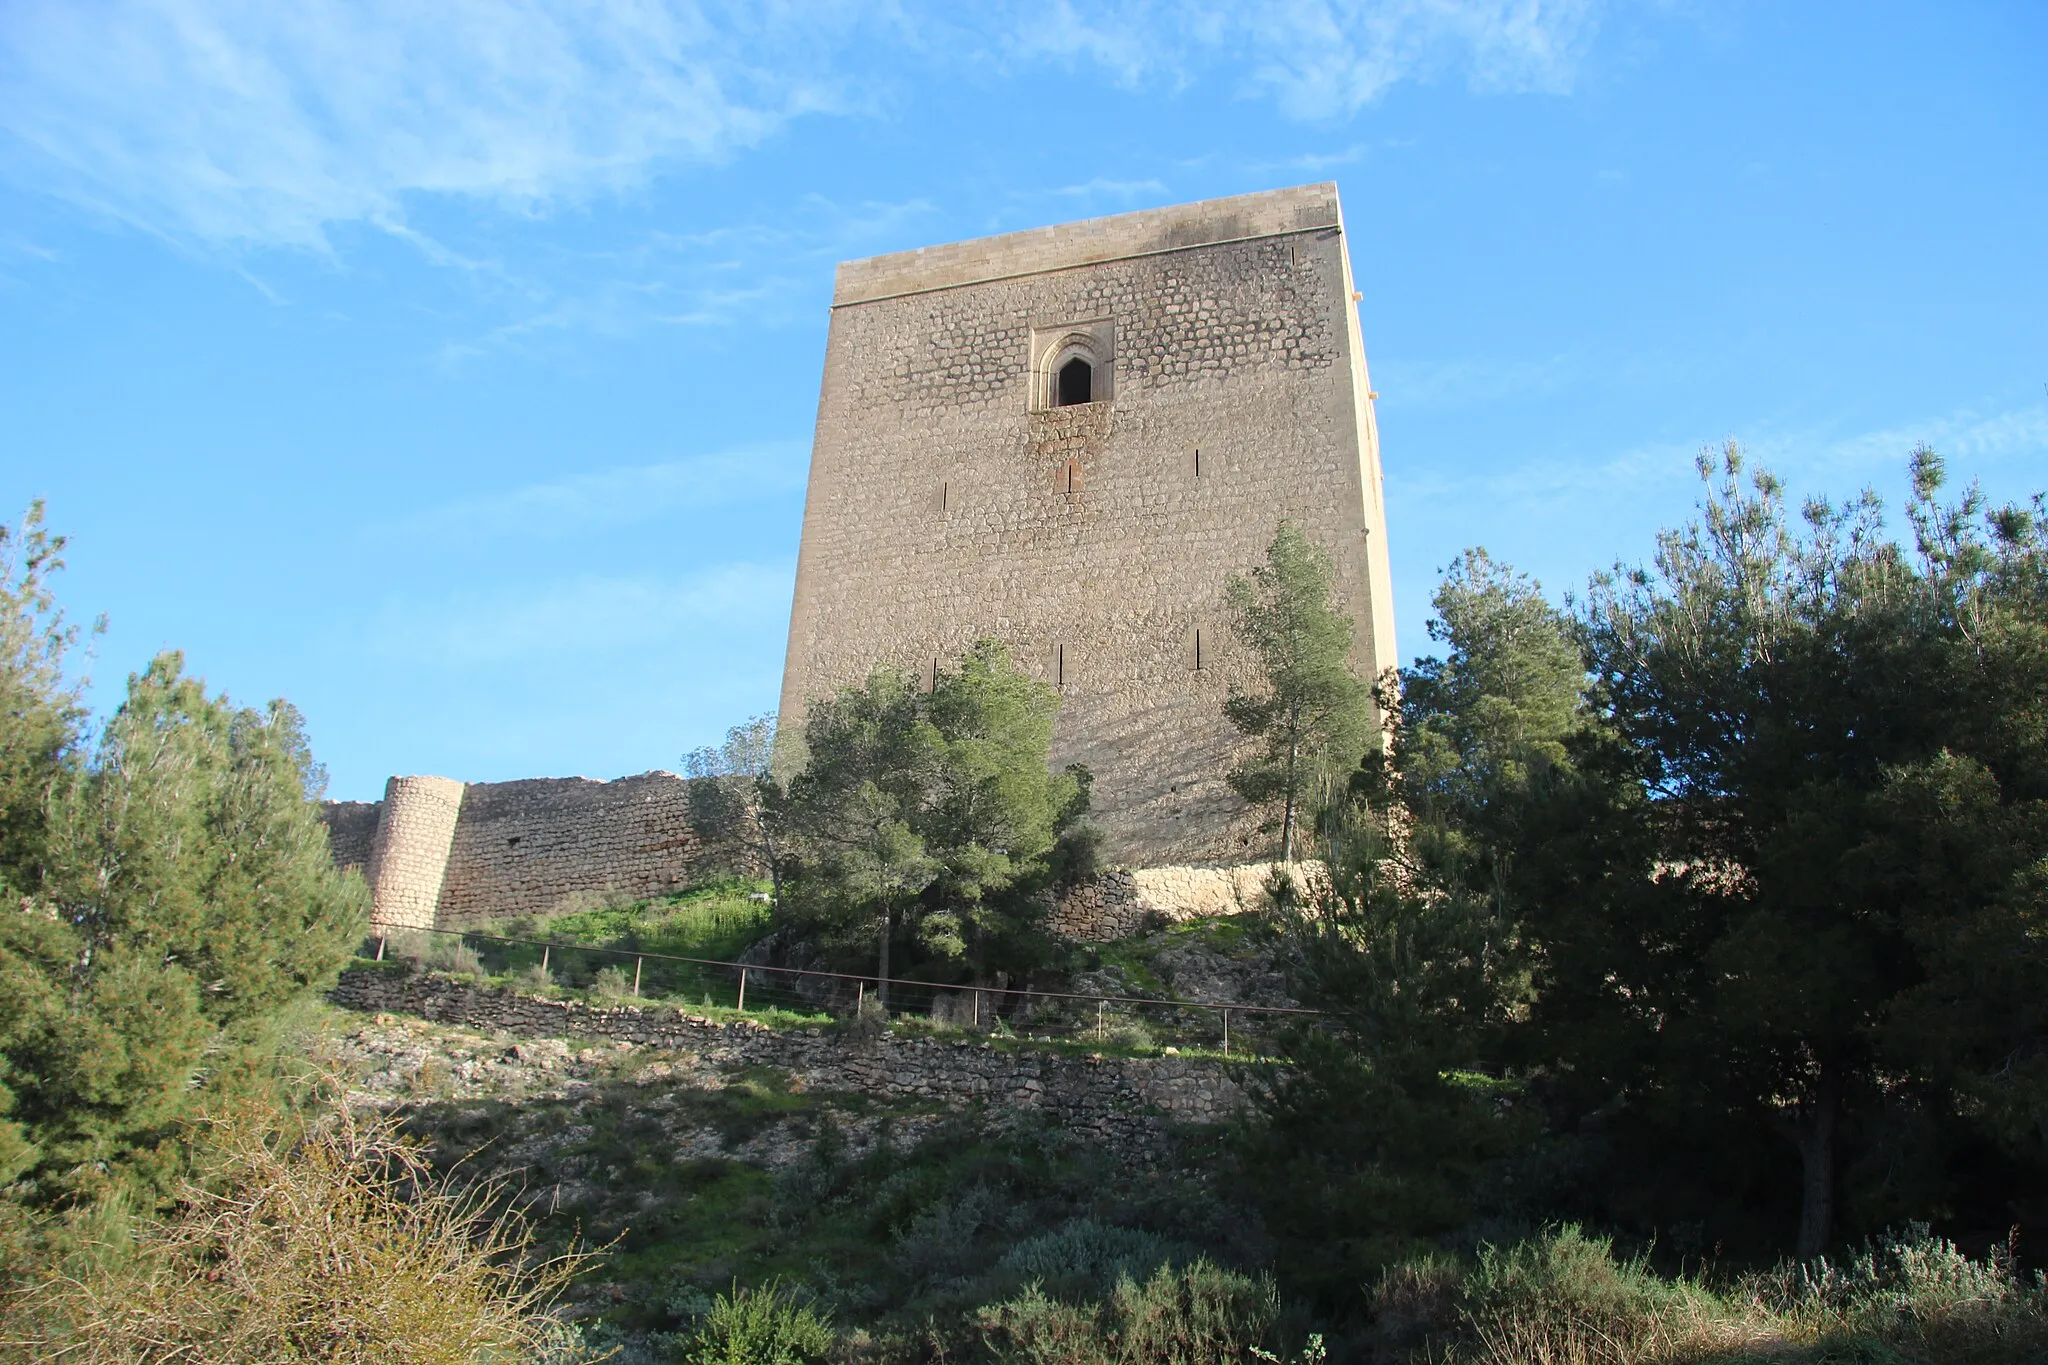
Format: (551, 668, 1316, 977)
(0, 507, 366, 1211)
(1547, 445, 2048, 1257)
(770, 640, 1086, 1002)
(1223, 521, 1374, 862)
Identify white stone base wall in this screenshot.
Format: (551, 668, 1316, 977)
(1049, 860, 1327, 940)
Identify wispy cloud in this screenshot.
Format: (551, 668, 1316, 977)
(367, 560, 796, 667)
(1013, 0, 1603, 118)
(1795, 403, 2048, 478)
(1376, 352, 1581, 409)
(373, 444, 808, 546)
(1, 2, 1604, 254)
(1392, 400, 2048, 523)
(0, 0, 866, 249)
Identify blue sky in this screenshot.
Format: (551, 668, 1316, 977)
(3, 1, 2043, 802)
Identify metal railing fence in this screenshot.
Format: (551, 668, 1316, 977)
(356, 924, 1317, 1057)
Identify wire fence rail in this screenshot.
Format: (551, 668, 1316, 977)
(356, 924, 1319, 1057)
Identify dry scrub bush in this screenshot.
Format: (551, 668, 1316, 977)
(3, 1099, 600, 1364)
(977, 1259, 1290, 1365)
(1412, 1225, 2048, 1365)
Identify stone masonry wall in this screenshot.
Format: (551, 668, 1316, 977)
(780, 183, 1398, 867)
(323, 771, 733, 931)
(322, 800, 382, 876)
(331, 968, 1250, 1143)
(364, 776, 465, 930)
(434, 773, 715, 927)
(1049, 860, 1328, 940)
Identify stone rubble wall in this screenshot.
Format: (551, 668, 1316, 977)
(1049, 860, 1327, 941)
(322, 770, 738, 931)
(432, 773, 719, 927)
(322, 800, 382, 877)
(364, 776, 466, 930)
(330, 967, 1251, 1138)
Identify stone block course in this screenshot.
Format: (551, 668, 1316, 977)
(321, 770, 738, 931)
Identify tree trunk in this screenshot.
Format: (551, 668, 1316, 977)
(1281, 705, 1301, 864)
(875, 902, 892, 1013)
(1795, 1063, 1841, 1260)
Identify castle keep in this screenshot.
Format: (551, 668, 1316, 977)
(331, 183, 1397, 927)
(780, 183, 1396, 863)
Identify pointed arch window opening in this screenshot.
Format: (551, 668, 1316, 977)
(1056, 356, 1093, 406)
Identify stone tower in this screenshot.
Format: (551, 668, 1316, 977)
(779, 183, 1395, 864)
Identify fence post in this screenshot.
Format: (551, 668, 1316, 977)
(737, 966, 748, 1013)
(374, 935, 386, 962)
(1097, 1000, 1105, 1042)
(1222, 1008, 1231, 1057)
(540, 944, 549, 976)
(973, 989, 980, 1029)
(857, 981, 865, 1016)
(633, 956, 643, 998)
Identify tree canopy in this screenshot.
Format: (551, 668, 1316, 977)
(770, 640, 1091, 1001)
(1255, 446, 2048, 1295)
(682, 712, 783, 892)
(1223, 520, 1375, 862)
(0, 507, 365, 1215)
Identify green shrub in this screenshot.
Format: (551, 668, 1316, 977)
(1405, 1225, 2048, 1365)
(1738, 1225, 2048, 1362)
(428, 939, 484, 978)
(890, 1183, 1014, 1288)
(592, 965, 635, 999)
(680, 1279, 833, 1365)
(997, 1219, 1190, 1301)
(978, 1259, 1282, 1365)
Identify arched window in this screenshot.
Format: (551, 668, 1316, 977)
(1056, 356, 1093, 406)
(1058, 457, 1083, 496)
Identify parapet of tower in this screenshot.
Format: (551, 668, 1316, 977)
(780, 183, 1396, 864)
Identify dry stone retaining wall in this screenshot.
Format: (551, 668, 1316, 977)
(330, 967, 1250, 1141)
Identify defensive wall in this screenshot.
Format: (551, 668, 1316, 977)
(781, 182, 1397, 867)
(324, 773, 1315, 937)
(331, 967, 1251, 1158)
(324, 771, 724, 931)
(326, 770, 1312, 938)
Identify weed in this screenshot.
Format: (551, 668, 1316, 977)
(977, 1259, 1286, 1365)
(681, 1278, 833, 1365)
(3, 1098, 599, 1364)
